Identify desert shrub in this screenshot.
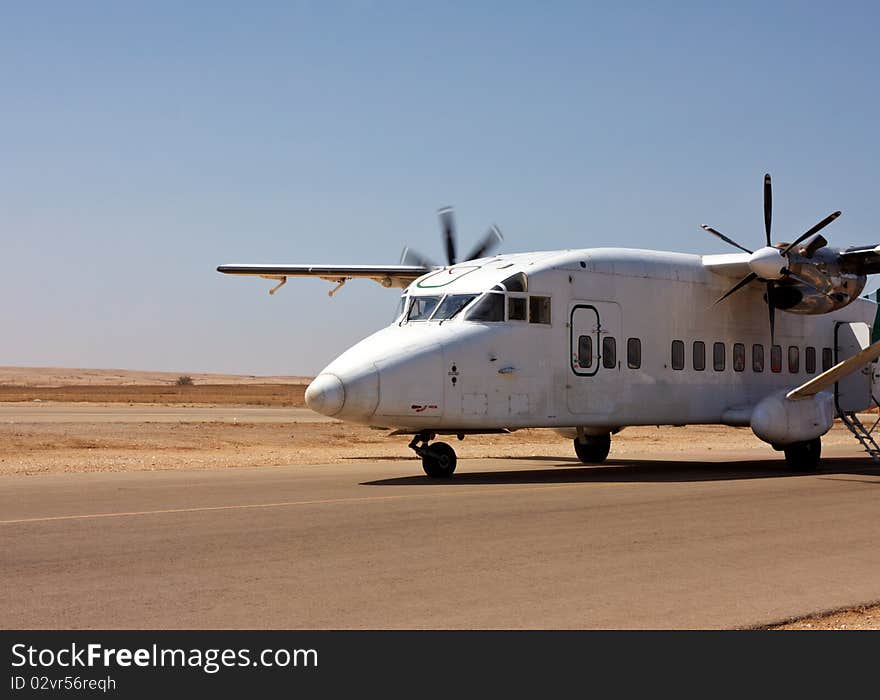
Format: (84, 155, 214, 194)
(176, 375, 194, 386)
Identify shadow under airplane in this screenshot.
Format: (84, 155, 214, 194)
(361, 456, 880, 487)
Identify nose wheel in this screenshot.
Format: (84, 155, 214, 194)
(409, 432, 458, 478)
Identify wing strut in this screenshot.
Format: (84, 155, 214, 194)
(268, 277, 287, 295)
(328, 278, 347, 297)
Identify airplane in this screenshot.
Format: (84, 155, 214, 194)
(218, 175, 880, 478)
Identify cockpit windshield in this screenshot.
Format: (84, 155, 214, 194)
(398, 280, 543, 326)
(406, 295, 441, 321)
(432, 294, 478, 321)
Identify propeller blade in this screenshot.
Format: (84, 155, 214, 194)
(782, 211, 842, 255)
(701, 225, 753, 254)
(713, 272, 758, 305)
(764, 173, 772, 247)
(798, 233, 828, 258)
(399, 246, 436, 269)
(438, 206, 457, 266)
(767, 281, 776, 345)
(463, 224, 504, 262)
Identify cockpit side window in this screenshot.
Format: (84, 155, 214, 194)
(432, 294, 478, 321)
(500, 272, 527, 293)
(466, 292, 505, 322)
(407, 295, 441, 321)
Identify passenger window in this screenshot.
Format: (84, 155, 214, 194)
(753, 344, 764, 372)
(508, 297, 527, 321)
(466, 293, 504, 322)
(788, 346, 799, 373)
(529, 296, 551, 324)
(805, 346, 816, 374)
(822, 347, 833, 371)
(602, 337, 617, 369)
(671, 340, 685, 370)
(771, 345, 782, 373)
(693, 341, 706, 371)
(733, 343, 745, 372)
(713, 342, 725, 371)
(627, 338, 641, 369)
(577, 335, 593, 368)
(501, 273, 527, 292)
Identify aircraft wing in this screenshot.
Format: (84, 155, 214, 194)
(838, 245, 880, 275)
(216, 263, 431, 294)
(787, 338, 880, 400)
(704, 246, 880, 278)
(700, 253, 752, 278)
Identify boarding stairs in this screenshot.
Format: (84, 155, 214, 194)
(832, 321, 880, 462)
(837, 400, 880, 463)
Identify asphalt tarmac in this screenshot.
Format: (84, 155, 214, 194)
(3, 450, 880, 629)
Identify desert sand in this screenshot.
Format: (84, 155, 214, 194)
(0, 366, 309, 387)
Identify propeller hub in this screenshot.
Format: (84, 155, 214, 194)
(749, 246, 787, 280)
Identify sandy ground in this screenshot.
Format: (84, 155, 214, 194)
(0, 384, 307, 405)
(2, 366, 878, 628)
(0, 415, 868, 477)
(0, 366, 309, 387)
(765, 604, 880, 630)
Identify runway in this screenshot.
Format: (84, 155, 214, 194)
(3, 450, 880, 629)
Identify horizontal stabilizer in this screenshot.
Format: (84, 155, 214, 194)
(786, 340, 880, 400)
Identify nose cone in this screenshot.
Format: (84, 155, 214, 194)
(305, 373, 345, 416)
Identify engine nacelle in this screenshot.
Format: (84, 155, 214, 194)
(750, 390, 834, 448)
(773, 247, 866, 314)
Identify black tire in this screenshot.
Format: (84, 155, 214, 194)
(783, 437, 822, 472)
(422, 442, 457, 478)
(573, 434, 611, 464)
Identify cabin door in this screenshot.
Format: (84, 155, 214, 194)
(835, 321, 872, 411)
(567, 301, 622, 416)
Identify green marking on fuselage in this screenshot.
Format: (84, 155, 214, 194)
(873, 290, 880, 344)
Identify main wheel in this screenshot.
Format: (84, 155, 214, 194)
(422, 442, 457, 478)
(783, 437, 822, 472)
(573, 434, 611, 464)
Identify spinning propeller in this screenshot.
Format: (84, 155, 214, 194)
(401, 207, 504, 268)
(702, 173, 841, 343)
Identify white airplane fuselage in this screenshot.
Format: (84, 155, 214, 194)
(305, 248, 879, 434)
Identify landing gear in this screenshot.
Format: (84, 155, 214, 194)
(409, 432, 457, 478)
(573, 432, 611, 464)
(422, 442, 457, 478)
(783, 437, 822, 472)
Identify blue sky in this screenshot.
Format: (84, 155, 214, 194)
(2, 1, 879, 375)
